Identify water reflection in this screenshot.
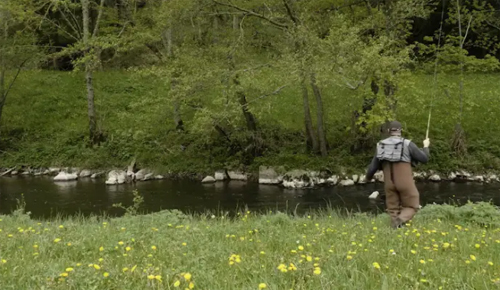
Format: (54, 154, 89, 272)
(0, 176, 499, 220)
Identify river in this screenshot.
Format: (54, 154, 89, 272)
(0, 176, 499, 219)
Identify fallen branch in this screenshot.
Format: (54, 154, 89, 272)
(0, 167, 16, 177)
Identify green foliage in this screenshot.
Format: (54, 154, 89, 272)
(419, 201, 500, 227)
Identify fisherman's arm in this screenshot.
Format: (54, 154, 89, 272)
(408, 141, 430, 164)
(365, 155, 381, 181)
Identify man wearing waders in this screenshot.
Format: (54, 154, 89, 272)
(365, 121, 430, 229)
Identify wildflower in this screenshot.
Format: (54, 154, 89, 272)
(131, 265, 137, 272)
(489, 261, 494, 266)
(94, 264, 101, 270)
(103, 272, 109, 278)
(66, 268, 74, 272)
(306, 256, 312, 262)
(277, 264, 288, 273)
(155, 275, 162, 281)
(54, 238, 61, 243)
(148, 275, 155, 280)
(411, 250, 417, 254)
(288, 263, 297, 271)
(298, 246, 304, 251)
(291, 250, 297, 254)
(313, 267, 321, 275)
(420, 260, 426, 264)
(443, 243, 450, 249)
(118, 241, 124, 245)
(420, 279, 428, 283)
(465, 260, 471, 264)
(182, 242, 187, 246)
(259, 283, 267, 289)
(99, 258, 104, 262)
(76, 263, 82, 267)
(126, 247, 131, 251)
(189, 281, 195, 289)
(260, 251, 265, 255)
(174, 280, 181, 287)
(33, 245, 39, 249)
(152, 246, 157, 250)
(373, 262, 381, 270)
(346, 255, 353, 260)
(60, 273, 68, 277)
(183, 273, 192, 281)
(67, 243, 72, 246)
(470, 255, 476, 261)
(99, 246, 104, 252)
(475, 244, 480, 248)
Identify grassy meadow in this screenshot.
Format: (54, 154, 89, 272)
(1, 200, 500, 289)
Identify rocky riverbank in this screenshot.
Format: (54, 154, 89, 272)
(2, 165, 499, 188)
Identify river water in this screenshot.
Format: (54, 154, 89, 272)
(0, 176, 499, 219)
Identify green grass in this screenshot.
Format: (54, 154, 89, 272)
(1, 201, 500, 289)
(1, 70, 500, 174)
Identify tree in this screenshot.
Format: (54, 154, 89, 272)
(0, 0, 40, 130)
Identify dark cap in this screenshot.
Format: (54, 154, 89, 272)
(388, 120, 402, 131)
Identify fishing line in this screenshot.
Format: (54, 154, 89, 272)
(427, 0, 446, 140)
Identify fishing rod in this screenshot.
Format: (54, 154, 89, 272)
(427, 0, 446, 140)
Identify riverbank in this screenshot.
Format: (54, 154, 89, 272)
(1, 71, 500, 175)
(0, 202, 499, 289)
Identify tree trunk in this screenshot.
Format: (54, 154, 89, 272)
(301, 73, 318, 153)
(82, 0, 99, 145)
(238, 91, 257, 131)
(0, 69, 5, 126)
(310, 72, 327, 156)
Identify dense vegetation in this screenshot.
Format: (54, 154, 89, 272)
(1, 0, 500, 174)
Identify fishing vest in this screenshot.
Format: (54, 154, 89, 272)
(376, 136, 411, 163)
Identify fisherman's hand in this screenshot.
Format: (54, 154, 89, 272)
(423, 138, 430, 148)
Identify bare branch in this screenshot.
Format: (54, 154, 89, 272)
(245, 85, 288, 105)
(282, 0, 300, 25)
(2, 58, 29, 100)
(212, 0, 288, 29)
(92, 0, 106, 37)
(58, 5, 82, 39)
(461, 16, 473, 48)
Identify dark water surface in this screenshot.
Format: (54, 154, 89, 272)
(0, 176, 499, 219)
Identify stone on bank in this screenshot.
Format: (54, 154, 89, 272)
(105, 170, 127, 185)
(53, 171, 78, 181)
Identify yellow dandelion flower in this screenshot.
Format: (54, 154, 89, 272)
(155, 275, 162, 281)
(93, 264, 101, 270)
(123, 267, 129, 272)
(182, 242, 187, 246)
(60, 272, 68, 277)
(411, 250, 417, 254)
(465, 260, 471, 264)
(67, 243, 72, 247)
(260, 251, 265, 255)
(76, 263, 82, 267)
(59, 225, 64, 229)
(306, 256, 312, 262)
(258, 283, 267, 289)
(443, 243, 450, 249)
(126, 247, 131, 251)
(151, 245, 157, 250)
(420, 260, 426, 264)
(489, 261, 494, 266)
(346, 255, 353, 260)
(373, 262, 381, 270)
(174, 280, 181, 287)
(148, 275, 155, 280)
(189, 281, 195, 289)
(118, 241, 124, 245)
(66, 268, 74, 272)
(288, 263, 297, 271)
(313, 267, 321, 275)
(99, 246, 104, 252)
(103, 272, 109, 278)
(420, 279, 428, 283)
(475, 244, 480, 248)
(54, 238, 61, 243)
(298, 246, 304, 251)
(470, 255, 476, 261)
(184, 273, 192, 281)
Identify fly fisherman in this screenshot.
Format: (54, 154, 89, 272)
(364, 121, 430, 229)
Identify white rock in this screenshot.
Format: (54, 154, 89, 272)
(144, 173, 154, 181)
(487, 174, 499, 183)
(368, 191, 380, 199)
(472, 175, 485, 182)
(327, 175, 339, 185)
(21, 170, 30, 175)
(155, 175, 165, 180)
(429, 174, 441, 182)
(339, 179, 355, 186)
(259, 166, 282, 184)
(48, 167, 60, 174)
(54, 171, 78, 181)
(228, 171, 247, 181)
(352, 175, 359, 183)
(105, 170, 127, 185)
(202, 176, 216, 183)
(11, 170, 18, 175)
(215, 170, 228, 181)
(79, 169, 92, 178)
(374, 171, 384, 182)
(447, 172, 457, 181)
(91, 172, 105, 179)
(358, 175, 368, 184)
